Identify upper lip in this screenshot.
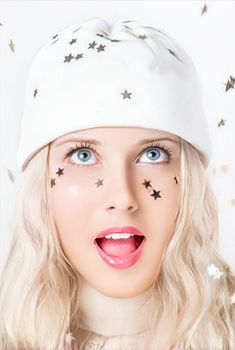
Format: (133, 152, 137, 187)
(95, 226, 146, 240)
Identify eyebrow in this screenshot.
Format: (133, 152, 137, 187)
(53, 136, 179, 148)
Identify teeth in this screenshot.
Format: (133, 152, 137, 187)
(104, 233, 135, 239)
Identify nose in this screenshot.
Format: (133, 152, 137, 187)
(104, 164, 139, 214)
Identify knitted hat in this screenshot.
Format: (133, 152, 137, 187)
(17, 17, 212, 172)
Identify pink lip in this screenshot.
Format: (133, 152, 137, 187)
(94, 226, 146, 269)
(95, 226, 146, 239)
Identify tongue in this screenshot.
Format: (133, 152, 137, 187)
(99, 237, 137, 257)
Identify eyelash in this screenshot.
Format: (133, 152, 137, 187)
(64, 141, 173, 167)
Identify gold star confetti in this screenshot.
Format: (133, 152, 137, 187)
(201, 4, 208, 15)
(220, 164, 229, 173)
(69, 38, 77, 45)
(207, 263, 223, 280)
(9, 39, 15, 52)
(64, 54, 74, 63)
(142, 179, 152, 189)
(150, 189, 162, 200)
(138, 34, 147, 39)
(230, 293, 235, 304)
(121, 89, 132, 99)
(50, 178, 56, 188)
(96, 44, 106, 53)
(217, 118, 226, 127)
(88, 41, 98, 49)
(7, 168, 15, 183)
(56, 168, 64, 176)
(33, 89, 38, 98)
(95, 178, 104, 187)
(74, 53, 83, 60)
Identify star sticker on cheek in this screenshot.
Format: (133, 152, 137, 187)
(142, 179, 153, 189)
(95, 178, 104, 187)
(50, 178, 56, 188)
(150, 189, 162, 200)
(121, 89, 132, 99)
(74, 53, 83, 60)
(138, 34, 148, 39)
(56, 167, 64, 176)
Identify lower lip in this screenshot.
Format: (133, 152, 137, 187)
(94, 237, 146, 269)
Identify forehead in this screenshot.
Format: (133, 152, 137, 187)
(51, 127, 180, 147)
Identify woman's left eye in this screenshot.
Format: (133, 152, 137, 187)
(64, 142, 172, 167)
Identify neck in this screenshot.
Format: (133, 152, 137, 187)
(77, 277, 156, 337)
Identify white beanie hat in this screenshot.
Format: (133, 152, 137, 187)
(17, 17, 212, 172)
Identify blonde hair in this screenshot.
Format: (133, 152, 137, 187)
(0, 138, 234, 349)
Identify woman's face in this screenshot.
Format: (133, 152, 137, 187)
(49, 127, 181, 297)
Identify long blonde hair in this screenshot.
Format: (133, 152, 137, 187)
(0, 138, 234, 349)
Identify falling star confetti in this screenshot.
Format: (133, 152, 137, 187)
(33, 89, 38, 98)
(138, 34, 147, 39)
(230, 75, 235, 87)
(96, 44, 106, 53)
(73, 27, 81, 33)
(230, 293, 235, 305)
(201, 4, 208, 15)
(74, 53, 83, 60)
(150, 189, 162, 200)
(225, 76, 235, 92)
(217, 118, 226, 127)
(7, 168, 15, 183)
(9, 39, 15, 52)
(52, 34, 58, 40)
(88, 41, 98, 49)
(64, 54, 74, 63)
(121, 89, 132, 99)
(69, 38, 77, 45)
(51, 178, 56, 188)
(56, 167, 64, 176)
(51, 39, 59, 45)
(95, 178, 104, 187)
(207, 264, 223, 280)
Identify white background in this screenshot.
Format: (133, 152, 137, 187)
(0, 0, 235, 273)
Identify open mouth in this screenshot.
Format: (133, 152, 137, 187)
(95, 235, 145, 257)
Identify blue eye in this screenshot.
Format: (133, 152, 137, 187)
(64, 141, 172, 167)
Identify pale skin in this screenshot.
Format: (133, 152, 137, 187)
(48, 126, 181, 298)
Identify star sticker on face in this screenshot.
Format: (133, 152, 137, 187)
(142, 179, 152, 189)
(150, 189, 162, 200)
(96, 44, 106, 53)
(88, 41, 98, 49)
(33, 89, 38, 98)
(50, 178, 56, 188)
(56, 167, 64, 176)
(95, 178, 104, 187)
(121, 89, 132, 99)
(64, 54, 74, 63)
(69, 38, 77, 45)
(74, 53, 83, 60)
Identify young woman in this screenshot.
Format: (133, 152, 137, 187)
(0, 17, 234, 350)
